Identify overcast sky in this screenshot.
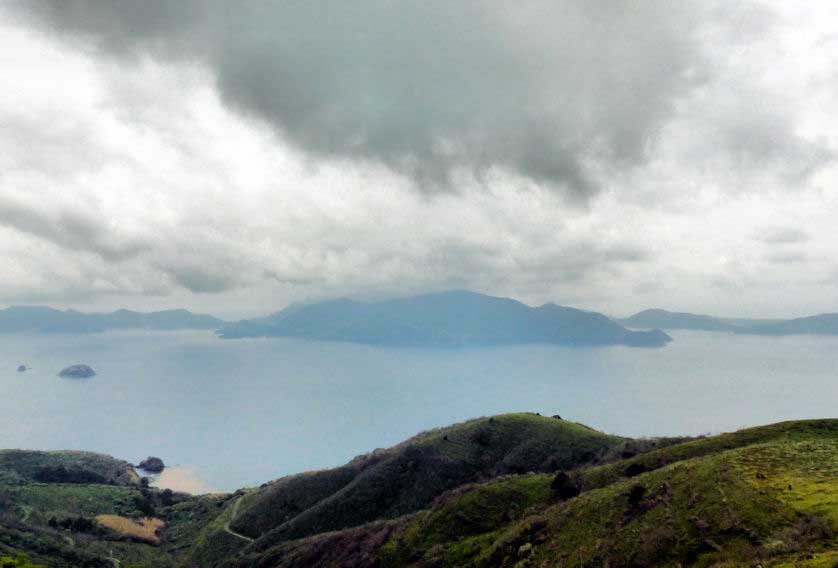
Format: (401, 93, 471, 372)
(1, 1, 838, 318)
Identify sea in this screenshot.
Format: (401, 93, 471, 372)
(1, 329, 834, 492)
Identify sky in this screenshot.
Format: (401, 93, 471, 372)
(1, 1, 838, 319)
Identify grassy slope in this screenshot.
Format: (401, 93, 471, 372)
(0, 450, 221, 567)
(192, 413, 620, 565)
(4, 419, 837, 567)
(0, 484, 174, 567)
(0, 450, 138, 486)
(235, 419, 838, 568)
(382, 419, 838, 568)
(188, 492, 258, 566)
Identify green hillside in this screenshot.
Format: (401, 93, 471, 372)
(226, 420, 838, 568)
(1, 418, 836, 568)
(0, 450, 222, 567)
(191, 413, 621, 562)
(0, 450, 139, 487)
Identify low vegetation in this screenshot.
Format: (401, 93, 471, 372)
(1, 417, 836, 567)
(226, 413, 620, 550)
(0, 554, 45, 568)
(95, 515, 165, 544)
(224, 419, 838, 568)
(0, 450, 194, 566)
(0, 451, 137, 486)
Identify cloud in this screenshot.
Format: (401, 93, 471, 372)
(9, 0, 709, 196)
(0, 22, 659, 310)
(0, 195, 150, 262)
(763, 250, 809, 264)
(755, 227, 811, 245)
(2, 2, 838, 318)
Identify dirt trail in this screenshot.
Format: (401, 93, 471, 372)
(223, 496, 254, 543)
(105, 549, 120, 568)
(18, 505, 32, 523)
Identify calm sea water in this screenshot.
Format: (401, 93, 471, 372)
(0, 330, 835, 492)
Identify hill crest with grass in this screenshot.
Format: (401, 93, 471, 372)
(1, 417, 837, 567)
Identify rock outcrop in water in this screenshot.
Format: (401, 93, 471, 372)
(138, 456, 165, 473)
(58, 364, 96, 379)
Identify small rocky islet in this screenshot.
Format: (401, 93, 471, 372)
(137, 456, 165, 473)
(58, 364, 96, 379)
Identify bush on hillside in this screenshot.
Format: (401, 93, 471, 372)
(551, 471, 580, 501)
(33, 465, 107, 485)
(0, 554, 45, 568)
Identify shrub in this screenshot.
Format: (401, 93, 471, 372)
(624, 463, 648, 478)
(32, 465, 106, 484)
(551, 471, 580, 501)
(627, 484, 646, 508)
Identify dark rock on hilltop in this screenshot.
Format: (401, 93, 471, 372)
(58, 364, 96, 378)
(138, 456, 165, 473)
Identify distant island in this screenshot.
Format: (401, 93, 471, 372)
(8, 296, 838, 347)
(739, 313, 838, 336)
(217, 290, 672, 348)
(621, 308, 743, 332)
(0, 306, 225, 334)
(58, 364, 96, 379)
(621, 308, 838, 336)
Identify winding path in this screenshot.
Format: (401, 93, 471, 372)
(223, 496, 254, 543)
(17, 505, 32, 524)
(105, 549, 121, 568)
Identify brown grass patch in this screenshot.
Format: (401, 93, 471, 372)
(95, 514, 165, 544)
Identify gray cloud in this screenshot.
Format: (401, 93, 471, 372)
(0, 196, 150, 261)
(755, 227, 810, 245)
(10, 0, 707, 196)
(763, 250, 809, 264)
(3, 2, 838, 319)
(154, 260, 242, 294)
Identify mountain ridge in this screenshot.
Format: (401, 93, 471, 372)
(218, 290, 672, 348)
(622, 307, 838, 336)
(0, 305, 225, 333)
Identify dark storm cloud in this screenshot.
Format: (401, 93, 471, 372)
(154, 261, 241, 293)
(0, 196, 150, 261)
(11, 0, 706, 196)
